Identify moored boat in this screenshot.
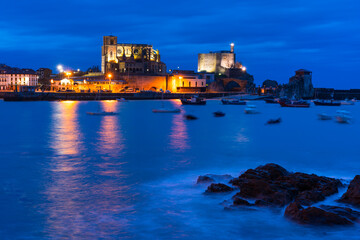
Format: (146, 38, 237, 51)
(244, 105, 258, 114)
(117, 98, 128, 102)
(318, 113, 332, 120)
(335, 110, 352, 123)
(86, 111, 119, 116)
(266, 118, 281, 124)
(181, 95, 206, 105)
(184, 114, 198, 120)
(264, 98, 279, 104)
(279, 100, 310, 108)
(221, 98, 246, 105)
(213, 111, 225, 117)
(152, 108, 181, 113)
(313, 100, 341, 106)
(341, 99, 355, 105)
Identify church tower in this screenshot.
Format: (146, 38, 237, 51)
(101, 36, 118, 73)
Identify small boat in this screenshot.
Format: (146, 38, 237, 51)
(181, 95, 206, 105)
(244, 105, 258, 114)
(221, 98, 246, 105)
(152, 108, 181, 113)
(279, 100, 310, 108)
(86, 111, 119, 116)
(318, 113, 332, 120)
(266, 118, 281, 124)
(335, 110, 352, 123)
(184, 114, 198, 120)
(213, 111, 225, 117)
(341, 99, 355, 105)
(313, 100, 341, 106)
(117, 98, 128, 102)
(264, 98, 279, 104)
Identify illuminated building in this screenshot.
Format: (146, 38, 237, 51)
(0, 69, 38, 91)
(101, 36, 166, 75)
(198, 43, 236, 74)
(170, 70, 206, 92)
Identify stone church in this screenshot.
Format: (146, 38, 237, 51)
(101, 36, 166, 76)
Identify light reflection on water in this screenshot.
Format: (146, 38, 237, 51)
(44, 101, 133, 239)
(168, 100, 190, 152)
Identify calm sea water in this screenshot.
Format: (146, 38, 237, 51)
(0, 99, 359, 239)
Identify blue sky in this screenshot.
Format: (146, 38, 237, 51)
(0, 0, 359, 88)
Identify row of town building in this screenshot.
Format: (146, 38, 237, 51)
(49, 36, 254, 93)
(0, 36, 255, 93)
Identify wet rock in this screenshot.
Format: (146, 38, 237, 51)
(230, 164, 342, 207)
(197, 174, 233, 184)
(320, 205, 360, 222)
(197, 175, 215, 184)
(284, 202, 353, 225)
(233, 197, 251, 206)
(206, 183, 233, 193)
(295, 190, 325, 206)
(339, 175, 360, 206)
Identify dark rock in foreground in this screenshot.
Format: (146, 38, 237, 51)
(200, 163, 360, 226)
(338, 175, 360, 206)
(285, 202, 355, 225)
(230, 163, 342, 207)
(206, 183, 233, 193)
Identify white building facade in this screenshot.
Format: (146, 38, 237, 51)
(0, 72, 38, 90)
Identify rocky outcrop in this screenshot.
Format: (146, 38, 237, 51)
(338, 175, 360, 206)
(199, 163, 359, 226)
(205, 183, 233, 193)
(284, 202, 357, 225)
(229, 163, 341, 207)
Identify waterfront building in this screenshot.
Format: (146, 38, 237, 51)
(287, 69, 314, 98)
(101, 36, 166, 76)
(36, 68, 52, 81)
(170, 70, 206, 92)
(0, 69, 38, 91)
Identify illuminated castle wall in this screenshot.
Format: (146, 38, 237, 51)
(198, 44, 236, 74)
(101, 36, 166, 75)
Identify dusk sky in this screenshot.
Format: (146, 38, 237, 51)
(1, 0, 359, 88)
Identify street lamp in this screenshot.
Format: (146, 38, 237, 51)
(108, 73, 112, 91)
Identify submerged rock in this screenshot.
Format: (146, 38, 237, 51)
(206, 183, 233, 193)
(197, 174, 233, 184)
(197, 175, 215, 184)
(285, 202, 354, 225)
(339, 175, 360, 206)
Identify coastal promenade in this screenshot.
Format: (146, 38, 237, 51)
(0, 91, 242, 101)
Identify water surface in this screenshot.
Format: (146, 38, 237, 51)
(0, 99, 359, 239)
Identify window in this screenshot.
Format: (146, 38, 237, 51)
(189, 82, 191, 87)
(196, 82, 197, 87)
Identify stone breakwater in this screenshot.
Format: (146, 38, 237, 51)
(198, 164, 360, 225)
